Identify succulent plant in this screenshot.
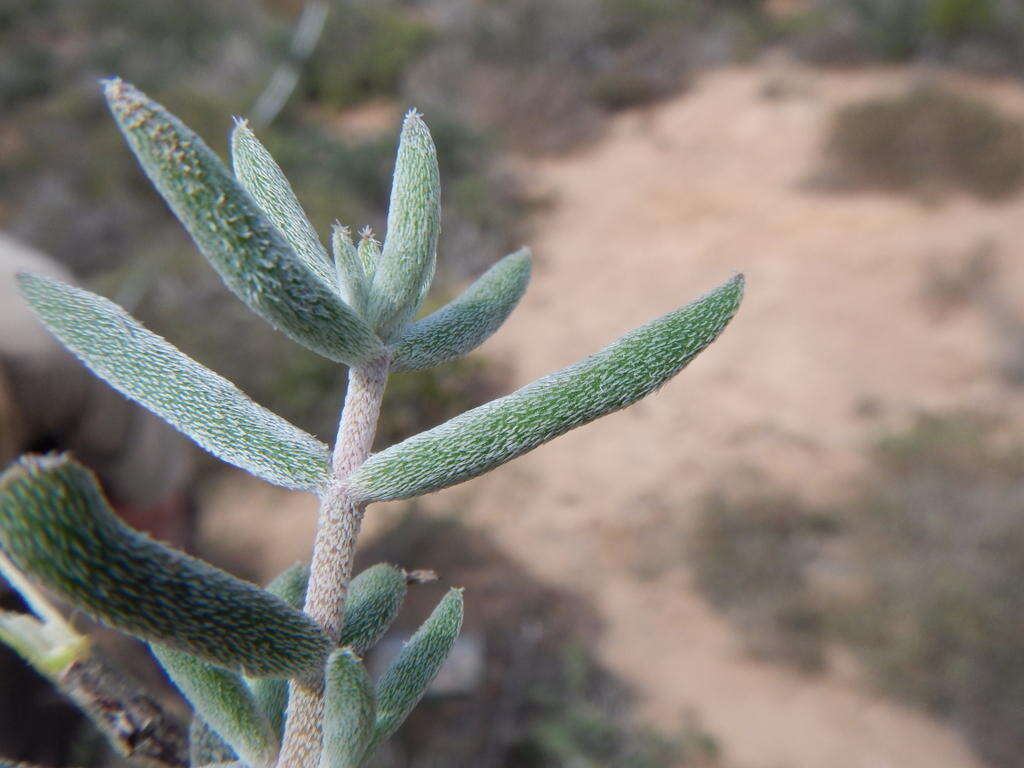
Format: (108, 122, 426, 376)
(0, 78, 743, 768)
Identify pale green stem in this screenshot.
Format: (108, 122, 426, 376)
(0, 549, 75, 633)
(0, 550, 89, 676)
(277, 353, 391, 768)
(0, 552, 188, 766)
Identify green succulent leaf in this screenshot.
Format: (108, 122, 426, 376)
(338, 563, 408, 654)
(331, 224, 370, 318)
(152, 645, 276, 768)
(103, 78, 383, 366)
(16, 273, 330, 493)
(368, 110, 440, 342)
(319, 650, 375, 768)
(357, 228, 381, 283)
(264, 562, 311, 609)
(0, 455, 330, 678)
(230, 119, 335, 289)
(391, 248, 532, 373)
(190, 716, 237, 767)
(367, 588, 463, 755)
(244, 561, 404, 740)
(247, 562, 310, 739)
(348, 274, 745, 502)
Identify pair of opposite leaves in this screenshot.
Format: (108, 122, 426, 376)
(17, 81, 743, 505)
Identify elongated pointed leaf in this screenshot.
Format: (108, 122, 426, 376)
(392, 248, 532, 373)
(103, 79, 383, 366)
(320, 650, 375, 768)
(368, 110, 440, 342)
(332, 224, 370, 318)
(348, 275, 744, 502)
(190, 716, 237, 767)
(367, 589, 463, 753)
(357, 229, 380, 282)
(338, 564, 407, 654)
(0, 455, 330, 678)
(17, 273, 330, 492)
(231, 120, 335, 288)
(152, 646, 276, 768)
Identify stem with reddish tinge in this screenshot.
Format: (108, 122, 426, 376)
(277, 353, 390, 768)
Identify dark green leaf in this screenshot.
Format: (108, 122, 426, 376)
(0, 455, 330, 678)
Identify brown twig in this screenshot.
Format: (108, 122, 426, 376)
(59, 655, 188, 768)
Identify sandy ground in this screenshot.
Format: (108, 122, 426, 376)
(204, 65, 1024, 768)
(429, 65, 1024, 768)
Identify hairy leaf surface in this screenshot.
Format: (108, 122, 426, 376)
(348, 275, 744, 502)
(368, 589, 463, 754)
(331, 224, 370, 318)
(0, 455, 330, 678)
(231, 120, 335, 288)
(320, 650, 375, 768)
(246, 562, 404, 740)
(17, 273, 330, 492)
(357, 229, 381, 282)
(391, 248, 532, 372)
(337, 564, 407, 654)
(190, 717, 237, 767)
(153, 645, 276, 768)
(104, 79, 382, 365)
(368, 111, 440, 342)
(248, 563, 310, 739)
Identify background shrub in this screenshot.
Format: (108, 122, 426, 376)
(689, 412, 1024, 768)
(823, 84, 1024, 199)
(690, 493, 836, 671)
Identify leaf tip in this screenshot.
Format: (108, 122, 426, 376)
(230, 116, 254, 144)
(399, 108, 434, 149)
(0, 452, 66, 489)
(723, 272, 746, 302)
(13, 270, 39, 293)
(510, 246, 533, 267)
(99, 76, 124, 99)
(332, 221, 353, 240)
(441, 587, 465, 611)
(101, 77, 145, 119)
(332, 646, 363, 664)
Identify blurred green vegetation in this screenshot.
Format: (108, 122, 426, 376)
(303, 2, 433, 110)
(512, 643, 720, 768)
(823, 84, 1024, 200)
(360, 0, 772, 154)
(782, 0, 1023, 68)
(924, 0, 996, 39)
(691, 494, 836, 672)
(689, 412, 1024, 768)
(838, 412, 1024, 768)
